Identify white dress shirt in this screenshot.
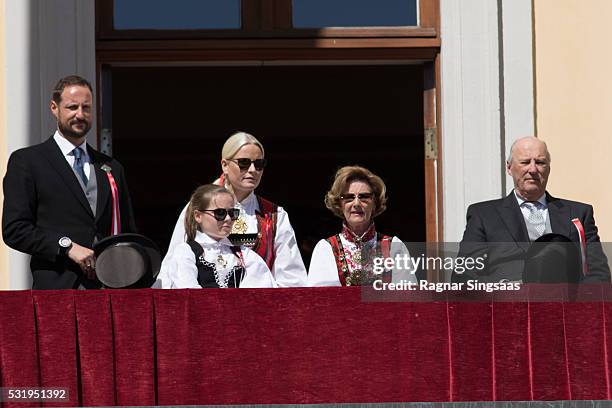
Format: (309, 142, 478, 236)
(514, 190, 548, 224)
(307, 234, 417, 286)
(53, 130, 91, 180)
(156, 192, 306, 288)
(167, 230, 277, 289)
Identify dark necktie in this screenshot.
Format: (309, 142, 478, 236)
(73, 147, 88, 185)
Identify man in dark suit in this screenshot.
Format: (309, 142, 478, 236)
(2, 75, 136, 289)
(454, 136, 610, 283)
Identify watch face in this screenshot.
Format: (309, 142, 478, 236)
(59, 237, 72, 248)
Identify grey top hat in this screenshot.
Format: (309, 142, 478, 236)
(93, 233, 161, 288)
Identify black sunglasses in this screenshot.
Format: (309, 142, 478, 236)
(229, 158, 267, 171)
(201, 208, 240, 221)
(339, 193, 374, 203)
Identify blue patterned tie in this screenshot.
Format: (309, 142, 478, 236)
(73, 147, 88, 185)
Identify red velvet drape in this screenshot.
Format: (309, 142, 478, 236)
(0, 288, 611, 406)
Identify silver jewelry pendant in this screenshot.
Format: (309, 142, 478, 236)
(217, 254, 227, 268)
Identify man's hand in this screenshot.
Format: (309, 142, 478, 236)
(67, 243, 97, 280)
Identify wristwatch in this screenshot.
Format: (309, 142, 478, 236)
(58, 236, 72, 255)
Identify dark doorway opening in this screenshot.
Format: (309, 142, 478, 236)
(111, 64, 425, 267)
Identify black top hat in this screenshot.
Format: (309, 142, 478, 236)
(93, 233, 161, 289)
(523, 233, 582, 283)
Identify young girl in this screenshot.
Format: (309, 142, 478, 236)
(167, 184, 277, 288)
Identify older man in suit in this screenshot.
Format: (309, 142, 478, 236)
(2, 75, 136, 289)
(454, 136, 610, 283)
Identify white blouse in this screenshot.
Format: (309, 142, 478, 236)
(166, 230, 277, 289)
(307, 234, 417, 287)
(155, 192, 306, 288)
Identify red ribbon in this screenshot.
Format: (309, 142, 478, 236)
(571, 218, 587, 276)
(105, 171, 121, 235)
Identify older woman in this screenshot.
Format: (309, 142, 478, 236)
(157, 131, 307, 287)
(308, 166, 416, 286)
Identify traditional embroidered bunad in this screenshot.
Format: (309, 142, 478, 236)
(308, 224, 417, 286)
(167, 230, 276, 288)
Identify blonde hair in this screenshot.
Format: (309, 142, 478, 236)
(222, 131, 265, 160)
(324, 166, 388, 219)
(184, 184, 233, 241)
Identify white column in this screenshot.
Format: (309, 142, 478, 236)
(440, 0, 503, 242)
(500, 0, 536, 189)
(5, 0, 40, 289)
(440, 0, 535, 242)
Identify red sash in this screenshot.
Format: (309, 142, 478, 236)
(571, 218, 588, 276)
(254, 196, 278, 271)
(326, 233, 393, 286)
(101, 164, 121, 235)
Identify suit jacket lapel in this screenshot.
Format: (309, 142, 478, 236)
(42, 137, 93, 217)
(89, 147, 111, 223)
(547, 193, 572, 239)
(497, 192, 530, 246)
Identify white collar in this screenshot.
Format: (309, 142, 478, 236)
(53, 130, 88, 158)
(514, 190, 547, 208)
(237, 192, 257, 209)
(194, 230, 234, 247)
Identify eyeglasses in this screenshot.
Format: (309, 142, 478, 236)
(340, 193, 374, 203)
(201, 208, 240, 221)
(228, 158, 267, 171)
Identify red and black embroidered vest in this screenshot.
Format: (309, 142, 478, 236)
(186, 240, 245, 288)
(326, 233, 392, 286)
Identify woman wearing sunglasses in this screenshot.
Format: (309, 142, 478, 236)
(158, 131, 306, 288)
(166, 184, 276, 288)
(307, 166, 416, 286)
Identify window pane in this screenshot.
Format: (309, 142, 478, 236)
(293, 0, 417, 28)
(114, 0, 241, 30)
